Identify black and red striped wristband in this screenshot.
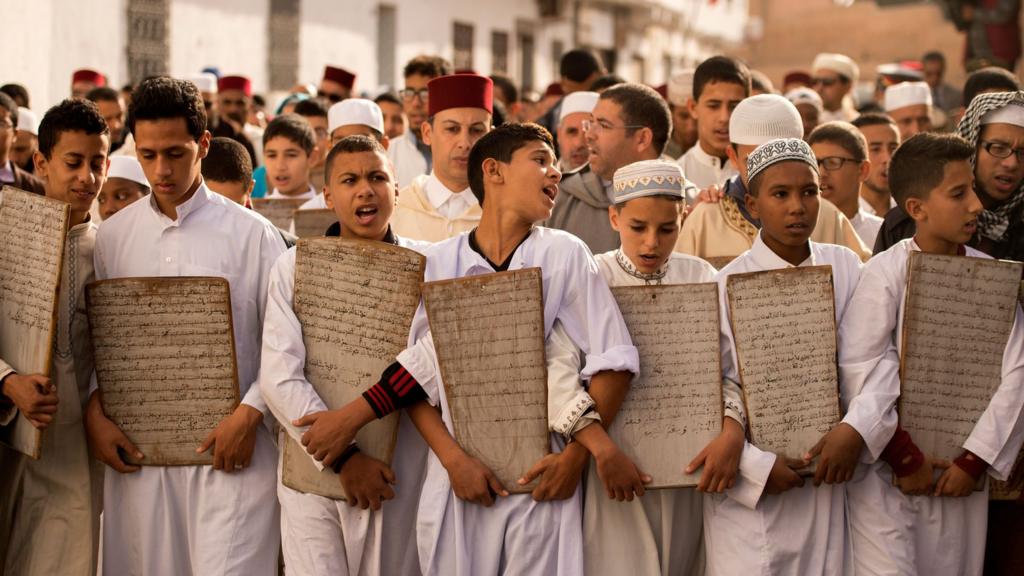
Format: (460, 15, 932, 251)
(361, 362, 428, 419)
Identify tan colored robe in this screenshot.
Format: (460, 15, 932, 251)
(391, 175, 482, 243)
(0, 219, 102, 576)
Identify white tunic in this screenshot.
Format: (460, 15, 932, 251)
(260, 234, 429, 576)
(677, 143, 737, 199)
(92, 182, 286, 576)
(850, 209, 883, 249)
(266, 184, 318, 202)
(838, 239, 1024, 576)
(858, 194, 897, 217)
(299, 194, 328, 211)
(390, 174, 482, 243)
(705, 234, 862, 576)
(585, 250, 720, 576)
(396, 227, 640, 576)
(0, 218, 101, 576)
(387, 132, 429, 189)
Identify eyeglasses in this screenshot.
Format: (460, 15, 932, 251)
(816, 156, 861, 171)
(981, 140, 1024, 161)
(812, 77, 840, 88)
(399, 88, 430, 102)
(581, 119, 645, 133)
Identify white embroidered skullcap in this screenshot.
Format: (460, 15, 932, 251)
(106, 156, 150, 188)
(16, 107, 38, 136)
(884, 81, 933, 111)
(612, 159, 687, 204)
(729, 94, 804, 146)
(558, 91, 599, 123)
(981, 102, 1024, 127)
(667, 69, 695, 106)
(785, 87, 823, 113)
(185, 73, 218, 94)
(328, 99, 384, 135)
(812, 53, 859, 84)
(746, 138, 818, 183)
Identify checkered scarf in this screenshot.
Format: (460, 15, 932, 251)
(957, 90, 1024, 242)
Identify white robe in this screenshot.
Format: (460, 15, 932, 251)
(396, 227, 640, 576)
(584, 250, 721, 576)
(92, 182, 286, 576)
(387, 132, 430, 189)
(705, 234, 862, 576)
(838, 238, 1024, 576)
(677, 143, 737, 202)
(0, 217, 101, 576)
(850, 209, 883, 249)
(259, 234, 429, 576)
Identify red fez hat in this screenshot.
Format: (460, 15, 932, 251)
(323, 66, 356, 90)
(654, 84, 668, 99)
(543, 82, 564, 98)
(427, 74, 493, 117)
(72, 69, 106, 87)
(218, 75, 252, 96)
(783, 71, 812, 87)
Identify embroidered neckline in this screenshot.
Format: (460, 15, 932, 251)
(614, 249, 668, 284)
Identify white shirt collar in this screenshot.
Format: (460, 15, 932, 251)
(267, 183, 317, 201)
(858, 194, 897, 216)
(424, 172, 475, 213)
(691, 142, 728, 170)
(749, 232, 815, 269)
(147, 179, 212, 226)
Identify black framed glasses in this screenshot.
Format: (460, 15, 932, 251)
(981, 140, 1024, 161)
(816, 156, 860, 171)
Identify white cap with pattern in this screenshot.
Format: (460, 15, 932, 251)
(884, 81, 933, 111)
(558, 91, 599, 124)
(746, 138, 818, 183)
(612, 159, 688, 204)
(785, 87, 823, 113)
(107, 156, 150, 188)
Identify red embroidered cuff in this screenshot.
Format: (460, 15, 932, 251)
(881, 424, 925, 478)
(953, 450, 989, 481)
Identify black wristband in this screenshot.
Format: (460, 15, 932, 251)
(331, 444, 361, 474)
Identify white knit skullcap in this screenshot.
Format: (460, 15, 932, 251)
(812, 53, 859, 84)
(16, 107, 38, 136)
(729, 94, 804, 146)
(746, 138, 818, 183)
(185, 73, 218, 94)
(981, 102, 1024, 127)
(328, 99, 384, 135)
(667, 70, 695, 106)
(785, 87, 823, 113)
(884, 81, 932, 112)
(106, 156, 150, 188)
(612, 159, 687, 204)
(558, 91, 599, 124)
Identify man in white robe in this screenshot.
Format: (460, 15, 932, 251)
(83, 77, 285, 576)
(0, 99, 110, 576)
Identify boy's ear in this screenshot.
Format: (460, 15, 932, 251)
(725, 145, 741, 172)
(744, 192, 760, 221)
(323, 185, 335, 210)
(32, 150, 48, 183)
(904, 196, 925, 222)
(245, 178, 255, 195)
(482, 157, 503, 185)
(607, 204, 620, 231)
(687, 96, 698, 116)
(858, 159, 871, 183)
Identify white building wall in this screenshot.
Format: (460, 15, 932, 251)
(169, 0, 270, 91)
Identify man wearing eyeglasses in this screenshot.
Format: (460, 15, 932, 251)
(808, 122, 883, 247)
(547, 83, 672, 254)
(811, 53, 859, 123)
(387, 55, 452, 188)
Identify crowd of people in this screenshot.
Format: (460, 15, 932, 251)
(0, 44, 1022, 576)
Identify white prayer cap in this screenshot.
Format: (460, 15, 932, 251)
(558, 91, 599, 124)
(106, 156, 150, 188)
(746, 138, 819, 183)
(785, 87, 823, 113)
(729, 94, 804, 146)
(185, 73, 218, 94)
(667, 70, 695, 106)
(328, 99, 384, 135)
(884, 81, 932, 112)
(981, 102, 1024, 127)
(16, 107, 38, 136)
(612, 159, 687, 204)
(812, 53, 859, 84)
